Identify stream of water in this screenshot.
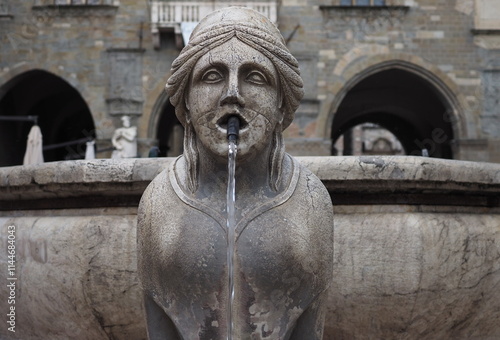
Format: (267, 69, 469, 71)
(226, 140, 237, 340)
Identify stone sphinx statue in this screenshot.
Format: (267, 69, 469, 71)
(137, 7, 333, 339)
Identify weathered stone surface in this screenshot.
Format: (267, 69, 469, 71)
(0, 158, 170, 204)
(0, 156, 499, 339)
(326, 210, 500, 340)
(139, 7, 333, 339)
(2, 156, 499, 204)
(300, 155, 500, 191)
(0, 211, 146, 340)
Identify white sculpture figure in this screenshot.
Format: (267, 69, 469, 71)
(23, 124, 44, 165)
(85, 140, 95, 160)
(111, 115, 137, 158)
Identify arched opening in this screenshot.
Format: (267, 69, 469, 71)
(0, 70, 95, 166)
(156, 100, 184, 157)
(331, 68, 454, 158)
(333, 122, 404, 156)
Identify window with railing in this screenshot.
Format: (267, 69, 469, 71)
(32, 0, 119, 16)
(321, 0, 409, 10)
(340, 0, 385, 5)
(53, 0, 113, 5)
(150, 1, 277, 25)
(149, 0, 278, 49)
(474, 0, 500, 33)
(0, 1, 10, 16)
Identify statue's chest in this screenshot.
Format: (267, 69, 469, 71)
(156, 205, 305, 279)
(151, 201, 319, 305)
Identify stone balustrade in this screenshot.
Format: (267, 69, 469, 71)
(151, 0, 278, 25)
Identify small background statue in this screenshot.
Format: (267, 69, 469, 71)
(138, 7, 333, 339)
(111, 115, 137, 158)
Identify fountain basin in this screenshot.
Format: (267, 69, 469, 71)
(0, 156, 499, 339)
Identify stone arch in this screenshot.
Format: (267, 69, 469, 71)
(148, 89, 169, 139)
(0, 62, 91, 105)
(0, 69, 96, 166)
(148, 90, 183, 157)
(317, 55, 467, 158)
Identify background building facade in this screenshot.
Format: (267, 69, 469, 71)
(1, 0, 499, 165)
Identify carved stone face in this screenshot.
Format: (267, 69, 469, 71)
(187, 37, 282, 161)
(121, 115, 131, 128)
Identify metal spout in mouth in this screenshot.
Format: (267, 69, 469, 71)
(227, 115, 240, 143)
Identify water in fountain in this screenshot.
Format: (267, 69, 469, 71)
(226, 116, 240, 340)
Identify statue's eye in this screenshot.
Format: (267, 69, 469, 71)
(246, 71, 268, 85)
(202, 70, 223, 83)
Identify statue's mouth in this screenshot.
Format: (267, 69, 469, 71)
(217, 114, 248, 131)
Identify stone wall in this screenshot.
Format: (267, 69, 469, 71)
(0, 0, 179, 157)
(2, 1, 500, 161)
(0, 156, 499, 339)
(279, 0, 500, 160)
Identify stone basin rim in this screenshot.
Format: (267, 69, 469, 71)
(0, 156, 499, 210)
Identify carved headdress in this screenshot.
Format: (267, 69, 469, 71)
(166, 6, 304, 130)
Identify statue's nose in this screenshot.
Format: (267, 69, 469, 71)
(220, 80, 245, 107)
